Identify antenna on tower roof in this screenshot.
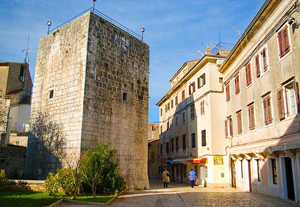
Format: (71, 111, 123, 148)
(93, 0, 97, 13)
(22, 35, 31, 63)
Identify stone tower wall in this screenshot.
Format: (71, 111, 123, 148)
(81, 13, 149, 189)
(26, 11, 149, 189)
(25, 13, 90, 179)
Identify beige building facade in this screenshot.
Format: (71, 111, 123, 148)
(157, 50, 229, 187)
(0, 62, 32, 146)
(220, 0, 300, 202)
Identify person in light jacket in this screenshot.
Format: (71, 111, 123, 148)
(162, 168, 170, 188)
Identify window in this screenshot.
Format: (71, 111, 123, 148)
(189, 82, 195, 95)
(191, 133, 196, 148)
(256, 159, 261, 182)
(201, 130, 206, 146)
(225, 116, 233, 138)
(160, 125, 162, 133)
(235, 75, 240, 95)
(182, 90, 185, 100)
(175, 115, 179, 126)
(191, 104, 195, 120)
(261, 49, 268, 72)
(200, 100, 205, 115)
(161, 108, 162, 116)
(236, 110, 242, 134)
(19, 65, 25, 81)
(248, 104, 255, 130)
(171, 100, 174, 108)
(263, 94, 273, 125)
(226, 84, 230, 102)
(255, 55, 260, 78)
(198, 73, 206, 88)
(167, 121, 169, 131)
(165, 103, 170, 112)
(278, 81, 299, 119)
(182, 112, 186, 124)
(171, 138, 174, 152)
(245, 63, 252, 86)
(166, 142, 169, 154)
(49, 90, 54, 99)
(123, 93, 128, 101)
(277, 25, 290, 58)
(271, 158, 277, 184)
(175, 137, 179, 151)
(182, 134, 186, 150)
(175, 96, 178, 105)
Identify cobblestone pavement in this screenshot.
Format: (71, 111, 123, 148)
(58, 179, 300, 207)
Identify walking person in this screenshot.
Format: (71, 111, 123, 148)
(162, 168, 170, 188)
(189, 168, 197, 188)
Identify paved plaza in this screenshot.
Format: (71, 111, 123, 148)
(59, 179, 300, 207)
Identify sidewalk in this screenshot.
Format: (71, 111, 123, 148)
(57, 179, 300, 207)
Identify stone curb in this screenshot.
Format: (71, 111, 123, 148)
(47, 199, 63, 207)
(105, 190, 126, 205)
(46, 190, 126, 207)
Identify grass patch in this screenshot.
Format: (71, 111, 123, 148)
(0, 191, 59, 207)
(0, 190, 114, 207)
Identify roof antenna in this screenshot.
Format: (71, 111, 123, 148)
(22, 35, 31, 63)
(93, 0, 97, 13)
(236, 29, 240, 38)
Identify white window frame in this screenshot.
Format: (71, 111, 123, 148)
(277, 22, 293, 61)
(257, 45, 270, 78)
(267, 158, 279, 188)
(282, 80, 298, 118)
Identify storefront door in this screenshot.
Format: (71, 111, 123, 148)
(284, 157, 295, 201)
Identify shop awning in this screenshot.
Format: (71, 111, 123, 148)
(186, 157, 208, 165)
(171, 158, 187, 164)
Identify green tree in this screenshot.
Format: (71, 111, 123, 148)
(80, 143, 118, 198)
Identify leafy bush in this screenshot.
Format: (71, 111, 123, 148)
(80, 143, 125, 197)
(44, 168, 78, 196)
(56, 168, 76, 195)
(44, 172, 59, 196)
(0, 169, 9, 190)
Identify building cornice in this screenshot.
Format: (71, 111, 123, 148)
(156, 55, 226, 106)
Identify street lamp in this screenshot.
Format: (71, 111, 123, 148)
(141, 28, 145, 42)
(47, 21, 52, 35)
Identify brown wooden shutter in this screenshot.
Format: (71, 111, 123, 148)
(262, 49, 268, 72)
(255, 55, 260, 78)
(225, 119, 228, 138)
(237, 111, 242, 134)
(203, 74, 206, 85)
(229, 117, 233, 136)
(189, 85, 191, 95)
(197, 77, 200, 89)
(192, 82, 195, 93)
(226, 84, 230, 102)
(293, 81, 299, 113)
(248, 106, 252, 130)
(283, 26, 290, 53)
(235, 75, 240, 94)
(263, 98, 268, 124)
(278, 30, 283, 57)
(267, 96, 272, 123)
(246, 64, 252, 86)
(277, 89, 285, 120)
(182, 90, 185, 100)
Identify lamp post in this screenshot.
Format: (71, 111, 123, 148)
(141, 28, 145, 42)
(93, 0, 97, 13)
(47, 21, 52, 35)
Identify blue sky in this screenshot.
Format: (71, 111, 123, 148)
(0, 0, 264, 123)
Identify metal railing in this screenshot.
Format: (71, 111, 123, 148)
(49, 7, 142, 40)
